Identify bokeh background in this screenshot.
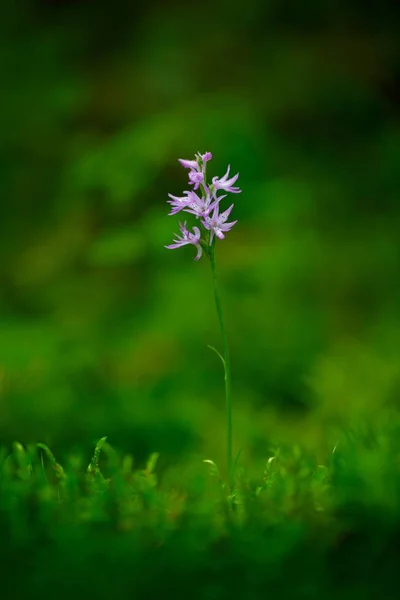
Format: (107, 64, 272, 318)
(1, 0, 399, 475)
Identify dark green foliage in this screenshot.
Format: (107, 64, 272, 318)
(1, 423, 400, 599)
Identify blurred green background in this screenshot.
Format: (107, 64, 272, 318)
(1, 0, 399, 472)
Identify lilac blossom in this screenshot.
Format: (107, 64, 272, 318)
(212, 165, 241, 194)
(165, 221, 203, 261)
(202, 202, 237, 245)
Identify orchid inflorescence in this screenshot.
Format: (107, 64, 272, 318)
(165, 152, 240, 491)
(165, 152, 241, 261)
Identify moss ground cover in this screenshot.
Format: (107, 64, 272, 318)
(2, 416, 400, 599)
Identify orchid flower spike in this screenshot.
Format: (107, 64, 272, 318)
(167, 152, 240, 260)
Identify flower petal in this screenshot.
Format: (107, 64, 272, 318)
(178, 158, 199, 170)
(194, 244, 202, 261)
(220, 204, 234, 222)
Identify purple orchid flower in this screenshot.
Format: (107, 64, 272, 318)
(183, 190, 222, 219)
(202, 202, 237, 245)
(165, 221, 203, 261)
(167, 191, 193, 215)
(179, 152, 213, 189)
(212, 165, 241, 194)
(188, 169, 205, 190)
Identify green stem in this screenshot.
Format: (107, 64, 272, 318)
(209, 244, 233, 491)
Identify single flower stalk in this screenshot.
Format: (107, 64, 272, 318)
(165, 152, 241, 491)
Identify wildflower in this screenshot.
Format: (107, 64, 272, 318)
(202, 202, 237, 244)
(167, 152, 239, 255)
(179, 152, 213, 189)
(184, 190, 221, 219)
(165, 151, 239, 493)
(212, 165, 241, 194)
(167, 191, 192, 215)
(165, 221, 203, 261)
(188, 169, 205, 190)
